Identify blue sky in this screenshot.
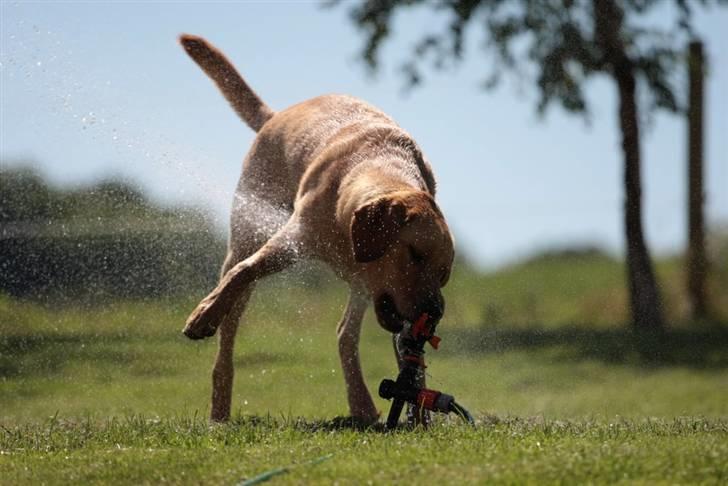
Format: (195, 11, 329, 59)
(1, 1, 726, 268)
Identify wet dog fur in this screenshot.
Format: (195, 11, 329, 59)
(179, 34, 454, 423)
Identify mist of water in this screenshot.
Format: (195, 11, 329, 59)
(1, 15, 236, 229)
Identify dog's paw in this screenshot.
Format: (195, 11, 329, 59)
(182, 296, 223, 340)
(182, 324, 216, 340)
(352, 414, 380, 428)
(349, 405, 380, 427)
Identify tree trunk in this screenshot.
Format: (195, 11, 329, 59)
(616, 66, 665, 332)
(594, 0, 665, 333)
(687, 40, 708, 320)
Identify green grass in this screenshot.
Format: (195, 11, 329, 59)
(2, 416, 726, 484)
(2, 253, 727, 483)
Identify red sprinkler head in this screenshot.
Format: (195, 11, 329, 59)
(378, 312, 474, 429)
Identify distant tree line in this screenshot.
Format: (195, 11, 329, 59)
(0, 165, 226, 302)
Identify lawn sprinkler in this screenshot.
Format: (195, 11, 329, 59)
(379, 313, 475, 429)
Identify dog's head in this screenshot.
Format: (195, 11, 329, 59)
(350, 190, 454, 333)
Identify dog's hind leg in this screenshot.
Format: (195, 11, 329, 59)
(183, 220, 301, 340)
(210, 285, 253, 422)
(210, 284, 252, 422)
(337, 286, 378, 423)
(208, 249, 256, 422)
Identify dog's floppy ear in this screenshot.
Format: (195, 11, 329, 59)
(351, 196, 408, 263)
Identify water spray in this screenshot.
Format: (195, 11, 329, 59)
(378, 314, 475, 429)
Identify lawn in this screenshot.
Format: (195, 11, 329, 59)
(3, 416, 726, 484)
(2, 253, 727, 483)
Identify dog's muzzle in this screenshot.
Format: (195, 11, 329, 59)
(374, 293, 405, 333)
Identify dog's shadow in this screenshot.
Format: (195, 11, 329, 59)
(226, 414, 420, 433)
(298, 415, 388, 432)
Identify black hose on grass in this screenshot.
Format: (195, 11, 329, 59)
(449, 400, 475, 426)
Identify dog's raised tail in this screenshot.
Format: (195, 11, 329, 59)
(179, 34, 274, 132)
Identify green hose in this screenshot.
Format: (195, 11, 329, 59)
(237, 453, 334, 485)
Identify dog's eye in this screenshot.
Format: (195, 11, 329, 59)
(440, 269, 450, 286)
(408, 245, 424, 264)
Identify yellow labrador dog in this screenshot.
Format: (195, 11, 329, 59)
(179, 34, 454, 423)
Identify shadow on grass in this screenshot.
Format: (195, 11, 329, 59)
(294, 416, 388, 433)
(4, 324, 727, 380)
(442, 325, 728, 369)
(227, 413, 390, 433)
(0, 332, 291, 379)
(0, 332, 148, 378)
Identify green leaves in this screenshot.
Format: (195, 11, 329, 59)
(342, 0, 723, 118)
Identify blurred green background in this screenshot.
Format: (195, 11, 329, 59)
(2, 166, 726, 423)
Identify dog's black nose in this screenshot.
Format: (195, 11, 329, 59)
(420, 295, 444, 324)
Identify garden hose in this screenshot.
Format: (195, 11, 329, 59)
(449, 400, 475, 425)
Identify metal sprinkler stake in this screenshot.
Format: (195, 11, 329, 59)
(378, 313, 474, 429)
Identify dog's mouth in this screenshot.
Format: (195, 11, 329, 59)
(374, 293, 406, 333)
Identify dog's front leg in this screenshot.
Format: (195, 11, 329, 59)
(337, 286, 378, 423)
(183, 222, 301, 340)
